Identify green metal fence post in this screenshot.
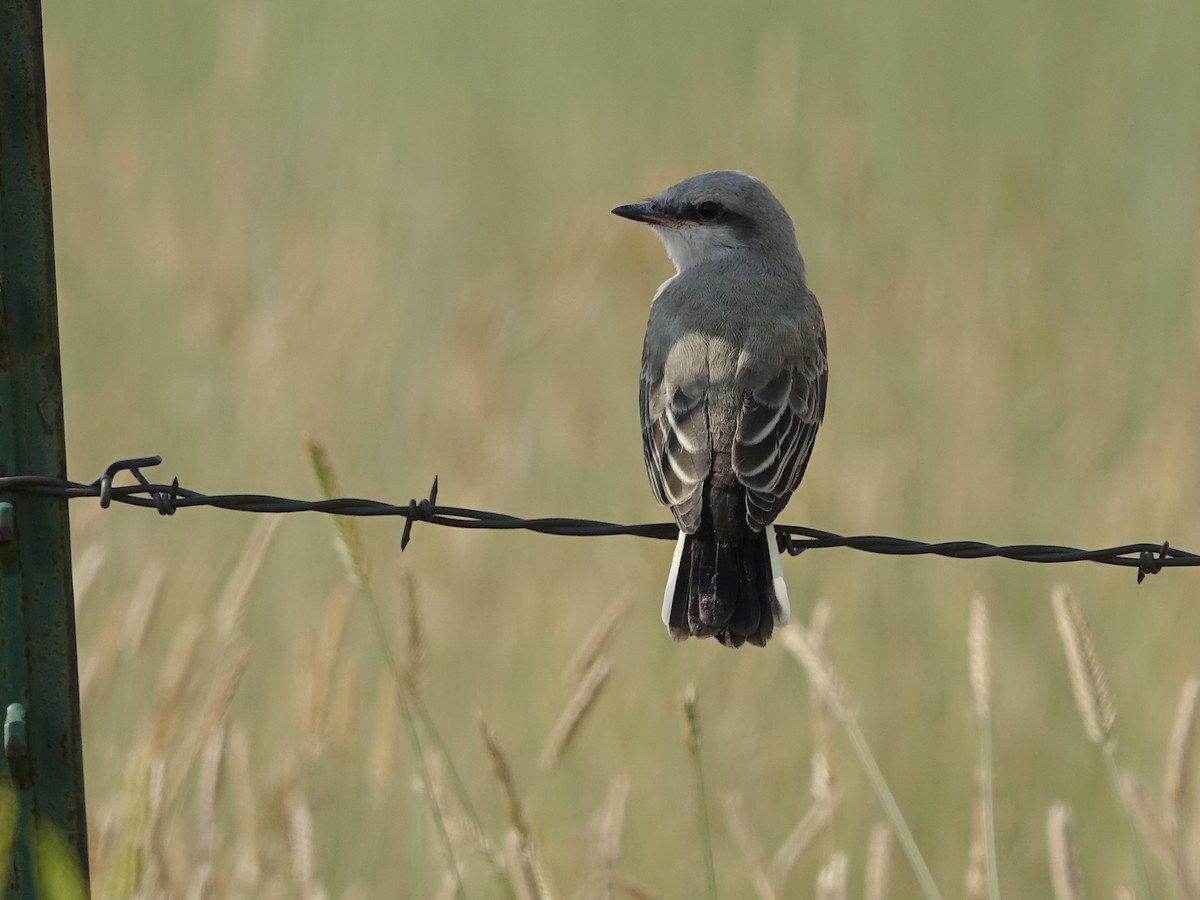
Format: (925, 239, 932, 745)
(0, 0, 91, 894)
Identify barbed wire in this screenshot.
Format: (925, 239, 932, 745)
(1, 455, 1195, 583)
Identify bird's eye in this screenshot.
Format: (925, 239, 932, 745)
(697, 200, 721, 220)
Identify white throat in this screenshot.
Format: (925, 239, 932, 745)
(653, 224, 744, 274)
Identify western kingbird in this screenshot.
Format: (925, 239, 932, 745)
(613, 170, 827, 648)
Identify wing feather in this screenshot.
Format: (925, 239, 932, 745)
(733, 327, 827, 530)
(640, 367, 710, 534)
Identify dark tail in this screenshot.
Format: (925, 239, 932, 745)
(663, 527, 791, 648)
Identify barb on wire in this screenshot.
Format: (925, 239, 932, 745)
(0, 455, 1196, 583)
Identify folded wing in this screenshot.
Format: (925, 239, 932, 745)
(733, 330, 828, 530)
(640, 369, 710, 534)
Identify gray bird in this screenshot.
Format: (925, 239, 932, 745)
(613, 171, 827, 648)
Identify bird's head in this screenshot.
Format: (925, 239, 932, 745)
(612, 170, 801, 275)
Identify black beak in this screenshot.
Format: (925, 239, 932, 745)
(612, 201, 671, 225)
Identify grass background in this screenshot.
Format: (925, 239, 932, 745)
(36, 0, 1200, 895)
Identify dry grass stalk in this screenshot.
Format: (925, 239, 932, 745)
(198, 643, 251, 741)
(325, 656, 358, 759)
(305, 435, 369, 589)
(159, 644, 248, 854)
(592, 774, 631, 893)
(87, 806, 115, 886)
(79, 607, 125, 710)
(682, 684, 718, 900)
(69, 500, 102, 542)
(100, 760, 154, 899)
(187, 853, 214, 900)
(1114, 889, 1136, 900)
(480, 715, 548, 897)
(968, 595, 991, 721)
(131, 756, 168, 899)
(722, 792, 779, 900)
(780, 624, 852, 719)
(811, 751, 833, 805)
(397, 562, 427, 694)
(682, 683, 702, 752)
(807, 602, 837, 794)
(808, 600, 832, 656)
(367, 672, 399, 798)
(419, 753, 462, 880)
(308, 440, 472, 895)
(287, 790, 325, 900)
(433, 870, 461, 900)
(1051, 589, 1155, 899)
(783, 623, 943, 900)
(71, 543, 107, 611)
(1051, 586, 1116, 746)
(608, 873, 664, 900)
(122, 560, 165, 655)
(445, 807, 504, 874)
(228, 726, 261, 891)
(866, 823, 893, 900)
(969, 595, 1000, 900)
(542, 657, 612, 768)
(530, 854, 558, 900)
(1121, 771, 1196, 897)
(303, 588, 353, 751)
(505, 829, 538, 900)
(769, 789, 838, 885)
(214, 514, 281, 643)
(1164, 675, 1200, 833)
(195, 721, 228, 875)
(562, 592, 631, 689)
(1046, 803, 1086, 900)
(150, 616, 205, 754)
(965, 801, 987, 900)
(423, 750, 495, 877)
(816, 851, 848, 900)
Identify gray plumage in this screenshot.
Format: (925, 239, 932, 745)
(614, 171, 827, 648)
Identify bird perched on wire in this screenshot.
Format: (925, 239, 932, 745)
(613, 171, 827, 648)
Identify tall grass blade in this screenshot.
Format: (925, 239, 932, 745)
(683, 684, 719, 900)
(781, 624, 945, 900)
(969, 595, 1000, 900)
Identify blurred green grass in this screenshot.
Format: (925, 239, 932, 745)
(39, 0, 1200, 894)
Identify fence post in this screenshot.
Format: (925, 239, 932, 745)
(0, 0, 91, 894)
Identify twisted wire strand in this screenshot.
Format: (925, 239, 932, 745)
(0, 455, 1194, 582)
